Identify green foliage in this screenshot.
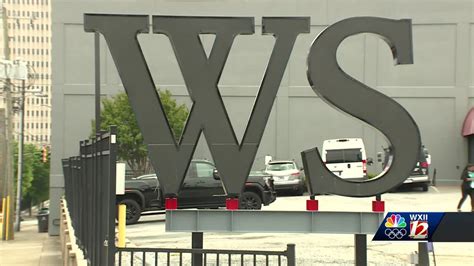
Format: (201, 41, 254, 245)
(13, 143, 50, 208)
(92, 90, 189, 176)
(367, 173, 378, 179)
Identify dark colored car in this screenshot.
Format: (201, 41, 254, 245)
(117, 160, 277, 224)
(382, 145, 430, 191)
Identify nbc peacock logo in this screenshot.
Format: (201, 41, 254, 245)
(384, 214, 408, 240)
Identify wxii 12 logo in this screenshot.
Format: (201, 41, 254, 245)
(409, 214, 429, 239)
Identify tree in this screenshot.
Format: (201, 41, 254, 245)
(92, 90, 189, 177)
(13, 143, 50, 213)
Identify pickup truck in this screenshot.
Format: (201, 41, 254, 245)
(117, 160, 277, 224)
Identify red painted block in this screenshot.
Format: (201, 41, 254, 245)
(306, 199, 319, 211)
(165, 197, 178, 210)
(372, 200, 385, 212)
(226, 198, 240, 210)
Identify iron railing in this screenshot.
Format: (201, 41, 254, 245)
(116, 244, 295, 266)
(62, 127, 117, 266)
(62, 126, 297, 266)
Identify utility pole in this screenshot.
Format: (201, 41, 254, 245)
(95, 33, 100, 132)
(0, 4, 14, 240)
(14, 79, 25, 231)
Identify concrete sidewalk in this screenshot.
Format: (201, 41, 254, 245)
(0, 218, 62, 265)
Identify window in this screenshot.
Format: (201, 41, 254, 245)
(266, 162, 296, 171)
(325, 149, 363, 163)
(195, 163, 214, 178)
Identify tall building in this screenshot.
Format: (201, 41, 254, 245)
(0, 0, 51, 146)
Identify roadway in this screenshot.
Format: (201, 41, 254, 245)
(125, 186, 474, 265)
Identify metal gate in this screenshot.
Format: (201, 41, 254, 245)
(116, 245, 295, 266)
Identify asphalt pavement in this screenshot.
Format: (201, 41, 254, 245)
(126, 186, 474, 265)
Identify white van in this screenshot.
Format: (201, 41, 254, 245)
(321, 138, 371, 180)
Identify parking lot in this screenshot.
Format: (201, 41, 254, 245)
(126, 186, 474, 265)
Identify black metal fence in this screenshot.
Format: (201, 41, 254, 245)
(116, 245, 295, 266)
(62, 127, 117, 266)
(61, 126, 296, 266)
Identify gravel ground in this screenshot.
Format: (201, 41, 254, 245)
(125, 186, 474, 265)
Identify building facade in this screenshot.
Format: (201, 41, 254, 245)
(0, 0, 51, 146)
(51, 0, 474, 235)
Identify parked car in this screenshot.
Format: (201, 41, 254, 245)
(382, 145, 430, 192)
(118, 160, 277, 224)
(321, 138, 373, 181)
(264, 160, 306, 195)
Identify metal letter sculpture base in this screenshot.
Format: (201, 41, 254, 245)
(166, 210, 384, 234)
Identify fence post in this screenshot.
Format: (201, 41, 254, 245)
(107, 126, 117, 266)
(287, 244, 296, 266)
(192, 232, 203, 266)
(354, 234, 367, 266)
(417, 242, 430, 266)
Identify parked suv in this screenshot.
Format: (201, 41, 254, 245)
(382, 145, 430, 191)
(118, 160, 277, 224)
(264, 160, 306, 195)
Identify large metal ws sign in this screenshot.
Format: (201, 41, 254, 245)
(84, 15, 421, 199)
